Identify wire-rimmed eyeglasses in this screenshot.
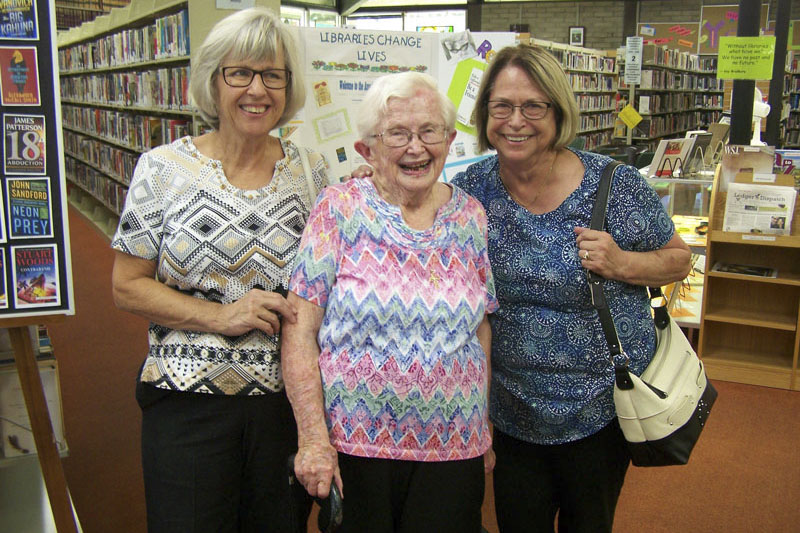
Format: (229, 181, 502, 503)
(487, 100, 552, 120)
(371, 126, 448, 148)
(220, 67, 291, 89)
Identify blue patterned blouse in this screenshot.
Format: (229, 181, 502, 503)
(451, 149, 675, 445)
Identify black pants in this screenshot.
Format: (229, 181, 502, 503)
(336, 453, 485, 533)
(492, 421, 630, 533)
(138, 383, 310, 533)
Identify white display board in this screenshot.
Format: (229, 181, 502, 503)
(285, 28, 517, 181)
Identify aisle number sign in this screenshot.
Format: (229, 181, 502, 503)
(624, 36, 643, 85)
(717, 36, 775, 80)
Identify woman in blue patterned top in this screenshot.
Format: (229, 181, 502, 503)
(110, 8, 326, 532)
(451, 45, 691, 532)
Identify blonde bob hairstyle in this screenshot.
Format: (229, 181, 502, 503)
(189, 7, 305, 130)
(473, 44, 579, 153)
(356, 72, 456, 144)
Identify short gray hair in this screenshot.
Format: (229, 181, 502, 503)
(189, 7, 305, 130)
(356, 72, 455, 142)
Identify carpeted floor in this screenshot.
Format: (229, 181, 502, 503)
(48, 203, 800, 533)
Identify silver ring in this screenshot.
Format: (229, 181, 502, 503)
(583, 250, 590, 260)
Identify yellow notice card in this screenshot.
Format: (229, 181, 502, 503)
(717, 36, 775, 80)
(617, 105, 642, 129)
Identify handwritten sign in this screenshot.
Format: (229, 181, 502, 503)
(717, 36, 775, 80)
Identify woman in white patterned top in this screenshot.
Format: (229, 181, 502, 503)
(110, 8, 327, 532)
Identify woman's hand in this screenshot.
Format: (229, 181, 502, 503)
(294, 441, 343, 499)
(341, 164, 373, 182)
(575, 227, 691, 286)
(216, 289, 298, 337)
(574, 226, 625, 279)
(483, 447, 496, 474)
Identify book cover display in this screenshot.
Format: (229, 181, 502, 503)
(0, 0, 73, 318)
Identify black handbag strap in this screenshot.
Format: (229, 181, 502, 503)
(588, 160, 672, 384)
(587, 161, 624, 363)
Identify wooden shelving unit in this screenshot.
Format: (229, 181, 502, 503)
(698, 170, 800, 390)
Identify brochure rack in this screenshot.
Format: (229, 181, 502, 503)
(698, 169, 800, 390)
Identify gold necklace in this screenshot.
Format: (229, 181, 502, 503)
(504, 150, 559, 210)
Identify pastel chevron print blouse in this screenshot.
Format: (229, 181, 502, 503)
(289, 178, 498, 461)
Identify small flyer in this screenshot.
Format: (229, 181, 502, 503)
(0, 250, 7, 309)
(3, 113, 45, 174)
(6, 176, 53, 238)
(11, 243, 60, 308)
(722, 182, 797, 235)
(0, 46, 39, 106)
(0, 0, 38, 41)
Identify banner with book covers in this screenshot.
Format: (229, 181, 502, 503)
(0, 0, 74, 318)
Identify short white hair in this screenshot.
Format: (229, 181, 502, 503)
(189, 7, 305, 130)
(356, 72, 456, 142)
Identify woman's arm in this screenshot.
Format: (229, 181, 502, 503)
(111, 250, 296, 336)
(282, 291, 342, 499)
(575, 229, 691, 287)
(476, 313, 495, 474)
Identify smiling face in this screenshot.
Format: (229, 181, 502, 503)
(355, 88, 455, 202)
(486, 64, 557, 166)
(214, 50, 287, 141)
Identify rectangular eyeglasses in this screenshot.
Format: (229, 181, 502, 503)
(487, 100, 552, 120)
(220, 67, 291, 89)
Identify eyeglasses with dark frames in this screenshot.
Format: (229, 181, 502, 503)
(371, 126, 448, 148)
(487, 100, 552, 120)
(220, 67, 291, 89)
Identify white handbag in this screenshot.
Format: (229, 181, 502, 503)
(588, 161, 717, 467)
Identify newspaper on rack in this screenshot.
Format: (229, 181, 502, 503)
(723, 182, 797, 235)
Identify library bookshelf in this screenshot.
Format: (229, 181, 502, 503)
(617, 44, 722, 149)
(531, 38, 618, 151)
(56, 0, 278, 234)
(698, 170, 800, 390)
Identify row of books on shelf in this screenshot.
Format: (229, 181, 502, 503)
(695, 94, 723, 108)
(58, 8, 189, 71)
(789, 94, 800, 110)
(63, 105, 190, 152)
(580, 130, 614, 151)
(567, 72, 615, 92)
(696, 77, 724, 92)
(641, 44, 699, 71)
(698, 56, 718, 72)
(575, 93, 614, 113)
(550, 49, 616, 73)
(637, 93, 694, 115)
(631, 113, 701, 139)
(65, 158, 127, 215)
(60, 66, 191, 111)
(64, 130, 139, 185)
(578, 112, 614, 133)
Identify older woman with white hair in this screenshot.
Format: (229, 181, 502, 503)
(110, 7, 327, 532)
(281, 71, 498, 533)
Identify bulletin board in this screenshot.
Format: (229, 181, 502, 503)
(637, 22, 700, 52)
(0, 0, 75, 318)
(698, 4, 770, 55)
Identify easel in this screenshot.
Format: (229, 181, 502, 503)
(3, 316, 78, 532)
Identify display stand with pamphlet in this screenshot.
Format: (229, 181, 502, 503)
(698, 168, 800, 390)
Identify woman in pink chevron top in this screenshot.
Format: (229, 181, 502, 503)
(282, 72, 498, 533)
